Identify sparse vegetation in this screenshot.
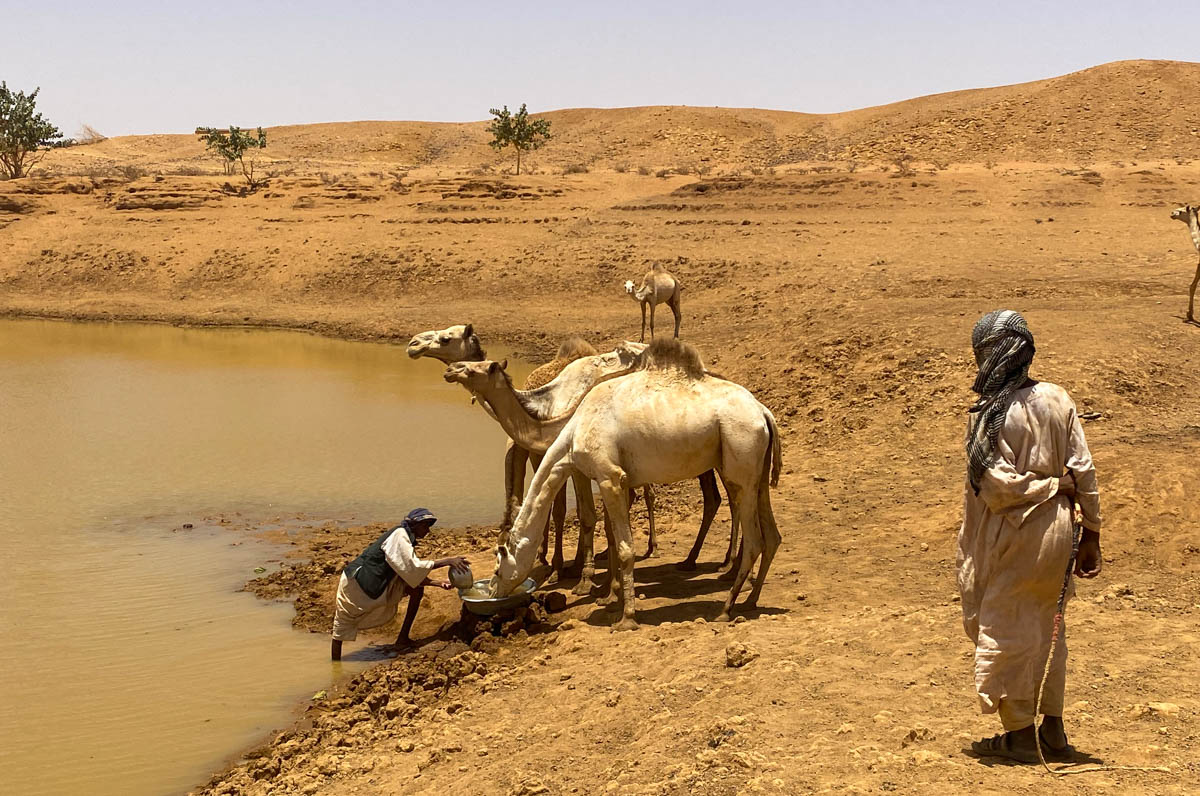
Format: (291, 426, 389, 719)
(0, 82, 63, 179)
(637, 165, 651, 176)
(890, 154, 915, 178)
(655, 168, 670, 178)
(613, 162, 630, 173)
(562, 163, 588, 175)
(387, 170, 409, 193)
(487, 103, 551, 176)
(195, 126, 268, 189)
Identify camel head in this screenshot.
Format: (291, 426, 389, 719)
(1171, 204, 1197, 223)
(492, 543, 523, 596)
(406, 324, 484, 363)
(442, 358, 509, 394)
(623, 279, 636, 296)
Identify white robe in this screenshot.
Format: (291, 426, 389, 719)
(331, 527, 437, 641)
(957, 381, 1101, 720)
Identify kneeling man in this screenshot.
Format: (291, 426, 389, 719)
(330, 508, 469, 660)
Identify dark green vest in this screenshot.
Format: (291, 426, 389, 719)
(344, 525, 414, 599)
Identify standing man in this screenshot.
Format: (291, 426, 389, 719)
(958, 310, 1102, 763)
(330, 508, 469, 660)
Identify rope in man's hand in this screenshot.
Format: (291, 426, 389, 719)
(1032, 501, 1171, 777)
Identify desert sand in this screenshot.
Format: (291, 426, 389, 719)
(1, 59, 1198, 794)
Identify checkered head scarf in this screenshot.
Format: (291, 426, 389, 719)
(966, 310, 1035, 493)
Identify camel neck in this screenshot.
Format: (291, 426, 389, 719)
(1188, 210, 1200, 253)
(473, 378, 572, 453)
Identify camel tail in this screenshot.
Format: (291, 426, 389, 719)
(765, 408, 782, 488)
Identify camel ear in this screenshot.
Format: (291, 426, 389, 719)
(500, 358, 508, 371)
(463, 323, 474, 338)
(488, 361, 500, 374)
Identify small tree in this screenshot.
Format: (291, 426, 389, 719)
(0, 83, 63, 179)
(196, 125, 268, 189)
(487, 103, 550, 176)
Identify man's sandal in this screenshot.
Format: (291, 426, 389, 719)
(1038, 729, 1075, 762)
(970, 732, 1040, 764)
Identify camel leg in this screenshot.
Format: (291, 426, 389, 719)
(678, 470, 721, 571)
(550, 485, 567, 578)
(1189, 258, 1199, 322)
(717, 484, 762, 622)
(528, 452, 551, 565)
(570, 474, 598, 594)
(719, 499, 742, 581)
(744, 480, 781, 610)
(648, 301, 656, 339)
(640, 302, 647, 342)
(500, 442, 529, 545)
(597, 478, 638, 630)
(670, 292, 681, 338)
(642, 486, 656, 557)
(593, 505, 620, 603)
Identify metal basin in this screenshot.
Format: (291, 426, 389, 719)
(458, 577, 537, 616)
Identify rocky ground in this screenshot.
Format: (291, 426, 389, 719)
(2, 60, 1199, 794)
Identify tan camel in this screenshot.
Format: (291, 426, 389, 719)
(624, 263, 682, 341)
(489, 338, 782, 628)
(1170, 204, 1200, 323)
(443, 356, 734, 574)
(407, 325, 618, 577)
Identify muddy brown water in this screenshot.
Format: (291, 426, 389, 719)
(0, 319, 530, 796)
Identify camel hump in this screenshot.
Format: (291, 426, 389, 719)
(556, 336, 598, 361)
(638, 337, 705, 379)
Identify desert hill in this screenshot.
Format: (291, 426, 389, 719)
(41, 59, 1200, 175)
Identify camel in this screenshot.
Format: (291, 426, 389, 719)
(624, 263, 682, 341)
(1170, 204, 1200, 323)
(406, 323, 486, 363)
(489, 338, 782, 628)
(443, 356, 736, 575)
(410, 324, 644, 581)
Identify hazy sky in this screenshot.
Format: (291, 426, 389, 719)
(4, 1, 1197, 137)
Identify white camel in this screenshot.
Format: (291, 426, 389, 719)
(489, 338, 782, 628)
(411, 324, 644, 583)
(406, 323, 486, 363)
(624, 263, 682, 341)
(443, 357, 737, 576)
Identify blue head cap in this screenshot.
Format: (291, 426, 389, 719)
(404, 507, 437, 528)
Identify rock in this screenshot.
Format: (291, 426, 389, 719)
(900, 727, 936, 747)
(557, 618, 580, 632)
(396, 739, 415, 753)
(605, 691, 621, 707)
(1148, 702, 1181, 717)
(796, 593, 807, 602)
(543, 591, 568, 613)
(725, 642, 759, 668)
(911, 750, 942, 765)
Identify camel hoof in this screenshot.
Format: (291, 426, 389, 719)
(714, 611, 732, 623)
(571, 579, 593, 596)
(613, 618, 640, 632)
(675, 559, 698, 572)
(717, 568, 737, 582)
